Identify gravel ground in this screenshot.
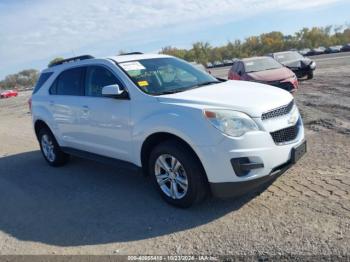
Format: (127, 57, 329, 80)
(0, 53, 349, 256)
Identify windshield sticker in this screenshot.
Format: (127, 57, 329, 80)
(120, 61, 145, 71)
(138, 80, 149, 87)
(277, 55, 284, 59)
(245, 62, 254, 66)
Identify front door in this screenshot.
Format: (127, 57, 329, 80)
(78, 65, 132, 162)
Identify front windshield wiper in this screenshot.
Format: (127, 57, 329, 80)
(195, 80, 220, 87)
(156, 87, 189, 95)
(156, 81, 220, 95)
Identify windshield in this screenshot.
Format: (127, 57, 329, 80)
(244, 57, 283, 73)
(274, 52, 303, 62)
(119, 58, 219, 95)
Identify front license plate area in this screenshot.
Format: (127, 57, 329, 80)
(291, 141, 307, 164)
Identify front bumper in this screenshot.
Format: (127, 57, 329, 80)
(266, 79, 298, 93)
(293, 67, 315, 78)
(210, 149, 302, 198)
(192, 111, 306, 199)
(205, 134, 306, 198)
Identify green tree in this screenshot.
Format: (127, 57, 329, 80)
(48, 57, 64, 67)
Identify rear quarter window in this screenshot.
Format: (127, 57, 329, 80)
(33, 72, 53, 94)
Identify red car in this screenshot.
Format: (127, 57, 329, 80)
(228, 56, 298, 93)
(0, 90, 18, 98)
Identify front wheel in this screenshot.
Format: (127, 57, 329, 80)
(38, 128, 70, 167)
(149, 140, 208, 208)
(307, 71, 314, 80)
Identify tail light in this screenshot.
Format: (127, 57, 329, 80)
(28, 96, 32, 113)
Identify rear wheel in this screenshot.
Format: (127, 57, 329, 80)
(149, 140, 208, 208)
(38, 128, 69, 167)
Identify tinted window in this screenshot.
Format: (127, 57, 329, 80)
(49, 79, 57, 95)
(85, 66, 120, 97)
(231, 62, 238, 72)
(33, 72, 53, 94)
(56, 67, 84, 96)
(237, 62, 244, 74)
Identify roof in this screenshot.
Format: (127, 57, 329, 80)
(42, 53, 172, 73)
(109, 53, 171, 63)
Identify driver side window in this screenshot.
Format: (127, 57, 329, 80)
(85, 66, 122, 97)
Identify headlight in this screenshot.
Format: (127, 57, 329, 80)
(288, 106, 300, 126)
(203, 109, 259, 137)
(310, 61, 316, 69)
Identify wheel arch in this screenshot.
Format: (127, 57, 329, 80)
(140, 132, 208, 182)
(34, 119, 52, 140)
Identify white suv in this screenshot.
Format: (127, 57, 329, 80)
(31, 53, 306, 207)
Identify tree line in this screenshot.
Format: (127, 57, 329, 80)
(1, 25, 349, 91)
(0, 69, 39, 91)
(160, 26, 350, 65)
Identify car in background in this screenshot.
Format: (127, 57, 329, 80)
(309, 47, 326, 56)
(325, 45, 342, 53)
(223, 59, 234, 66)
(228, 56, 298, 93)
(269, 51, 316, 79)
(299, 48, 312, 56)
(213, 61, 224, 67)
(206, 62, 213, 68)
(341, 43, 350, 52)
(0, 89, 18, 98)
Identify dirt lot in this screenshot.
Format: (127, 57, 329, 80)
(0, 53, 349, 256)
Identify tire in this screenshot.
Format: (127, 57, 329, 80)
(307, 71, 314, 80)
(148, 140, 208, 208)
(38, 127, 70, 167)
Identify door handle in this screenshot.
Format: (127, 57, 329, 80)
(49, 101, 54, 106)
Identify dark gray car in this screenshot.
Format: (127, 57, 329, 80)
(269, 51, 316, 79)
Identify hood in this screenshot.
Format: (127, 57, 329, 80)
(247, 67, 294, 82)
(157, 80, 293, 117)
(282, 58, 312, 69)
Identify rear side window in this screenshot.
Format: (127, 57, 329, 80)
(33, 72, 53, 94)
(55, 67, 85, 96)
(238, 62, 245, 74)
(85, 66, 121, 97)
(231, 62, 238, 72)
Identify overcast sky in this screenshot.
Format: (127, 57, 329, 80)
(0, 0, 349, 79)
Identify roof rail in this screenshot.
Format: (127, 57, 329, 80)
(49, 55, 95, 67)
(119, 52, 144, 56)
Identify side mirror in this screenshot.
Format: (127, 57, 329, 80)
(102, 84, 129, 99)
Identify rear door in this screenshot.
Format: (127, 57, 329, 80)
(49, 66, 86, 148)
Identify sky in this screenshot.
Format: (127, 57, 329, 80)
(0, 0, 349, 79)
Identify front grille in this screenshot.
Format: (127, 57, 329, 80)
(268, 81, 295, 92)
(270, 122, 299, 144)
(262, 100, 294, 120)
